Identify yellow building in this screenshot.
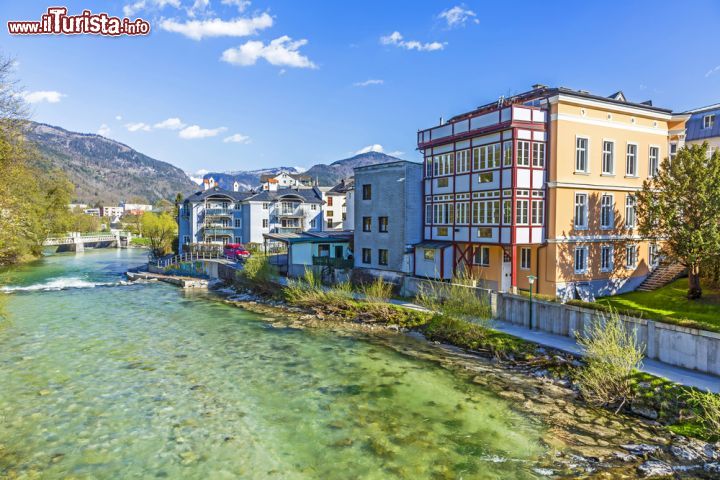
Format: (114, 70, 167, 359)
(415, 85, 688, 300)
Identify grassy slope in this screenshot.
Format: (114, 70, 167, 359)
(596, 277, 720, 332)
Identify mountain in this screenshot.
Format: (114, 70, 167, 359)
(24, 122, 198, 205)
(202, 152, 403, 189)
(200, 166, 304, 191)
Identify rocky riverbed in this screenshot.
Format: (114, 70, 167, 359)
(218, 286, 720, 479)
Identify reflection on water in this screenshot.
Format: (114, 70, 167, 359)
(0, 250, 549, 479)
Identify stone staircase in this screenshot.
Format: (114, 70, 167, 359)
(636, 262, 686, 292)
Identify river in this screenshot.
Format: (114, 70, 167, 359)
(0, 249, 612, 479)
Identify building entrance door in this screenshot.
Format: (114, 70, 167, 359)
(501, 252, 512, 292)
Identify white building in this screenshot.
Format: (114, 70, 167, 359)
(121, 202, 153, 215)
(322, 178, 354, 231)
(260, 171, 312, 191)
(101, 206, 124, 218)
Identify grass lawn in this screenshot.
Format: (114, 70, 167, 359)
(596, 277, 720, 332)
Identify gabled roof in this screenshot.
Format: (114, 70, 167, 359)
(185, 186, 253, 203)
(327, 178, 354, 194)
(683, 103, 720, 114)
(607, 91, 626, 102)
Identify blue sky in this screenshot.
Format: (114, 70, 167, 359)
(2, 0, 719, 178)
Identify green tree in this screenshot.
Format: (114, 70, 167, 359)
(140, 211, 177, 257)
(637, 142, 720, 299)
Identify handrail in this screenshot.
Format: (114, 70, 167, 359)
(152, 251, 236, 269)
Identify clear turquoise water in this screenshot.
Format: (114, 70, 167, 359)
(0, 249, 550, 479)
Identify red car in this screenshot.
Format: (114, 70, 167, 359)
(223, 243, 251, 261)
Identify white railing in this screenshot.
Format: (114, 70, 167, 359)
(44, 232, 127, 246)
(153, 251, 235, 269)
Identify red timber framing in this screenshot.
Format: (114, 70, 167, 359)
(419, 103, 547, 288)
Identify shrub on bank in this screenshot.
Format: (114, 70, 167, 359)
(686, 388, 720, 433)
(236, 254, 278, 295)
(575, 309, 645, 410)
(360, 277, 393, 303)
(415, 276, 491, 326)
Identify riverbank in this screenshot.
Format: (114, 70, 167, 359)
(211, 278, 720, 478)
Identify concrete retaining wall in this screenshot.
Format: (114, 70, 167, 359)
(401, 275, 720, 377)
(498, 293, 720, 377)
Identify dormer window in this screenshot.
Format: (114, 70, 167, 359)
(703, 114, 715, 130)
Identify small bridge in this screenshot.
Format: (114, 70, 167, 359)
(44, 231, 132, 252)
(152, 251, 236, 269)
(149, 251, 240, 280)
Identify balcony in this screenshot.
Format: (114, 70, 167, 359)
(202, 228, 234, 236)
(276, 227, 302, 234)
(277, 207, 305, 218)
(312, 256, 353, 269)
(205, 208, 233, 216)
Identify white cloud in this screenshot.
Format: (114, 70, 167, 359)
(188, 0, 210, 17)
(123, 0, 181, 16)
(97, 124, 111, 136)
(159, 13, 273, 40)
(221, 35, 317, 69)
(19, 90, 65, 104)
(355, 144, 384, 155)
(154, 117, 186, 130)
(115, 115, 123, 121)
(438, 6, 479, 28)
(387, 150, 405, 157)
(125, 122, 152, 132)
(354, 79, 384, 87)
(188, 168, 209, 185)
(706, 65, 720, 78)
(380, 31, 445, 52)
(179, 125, 227, 139)
(223, 133, 251, 143)
(221, 0, 251, 12)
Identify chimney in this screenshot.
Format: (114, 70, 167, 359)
(532, 83, 547, 90)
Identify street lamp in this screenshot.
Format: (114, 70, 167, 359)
(527, 275, 537, 330)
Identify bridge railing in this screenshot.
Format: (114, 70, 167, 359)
(152, 251, 235, 269)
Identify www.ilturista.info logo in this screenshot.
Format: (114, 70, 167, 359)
(7, 7, 150, 36)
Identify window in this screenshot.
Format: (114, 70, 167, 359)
(669, 143, 677, 161)
(502, 199, 512, 224)
(311, 204, 317, 210)
(379, 216, 388, 232)
(472, 200, 500, 225)
(362, 184, 372, 200)
(600, 195, 613, 229)
(362, 216, 372, 232)
(649, 146, 659, 177)
(425, 158, 432, 177)
(473, 144, 501, 170)
(478, 172, 493, 183)
(455, 202, 469, 224)
(362, 248, 371, 264)
(423, 249, 435, 261)
(574, 246, 588, 273)
(601, 245, 613, 272)
(326, 220, 334, 229)
(649, 243, 660, 268)
(516, 199, 529, 225)
(433, 153, 455, 176)
(503, 141, 513, 167)
(704, 114, 715, 130)
(327, 196, 333, 206)
(425, 204, 432, 224)
(626, 144, 638, 176)
(262, 203, 269, 209)
(456, 149, 470, 173)
(234, 219, 242, 228)
(625, 244, 638, 268)
(262, 219, 268, 228)
(182, 235, 190, 245)
(625, 195, 636, 229)
(574, 193, 588, 229)
(327, 210, 334, 217)
(378, 249, 388, 266)
(437, 177, 449, 188)
(532, 142, 545, 167)
(602, 140, 614, 174)
(575, 137, 589, 172)
(531, 200, 544, 225)
(437, 227, 449, 236)
(520, 248, 531, 270)
(473, 246, 490, 266)
(517, 141, 530, 166)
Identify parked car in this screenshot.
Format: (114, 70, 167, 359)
(223, 243, 251, 261)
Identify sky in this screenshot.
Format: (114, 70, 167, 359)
(1, 0, 719, 178)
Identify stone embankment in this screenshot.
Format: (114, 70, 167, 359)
(126, 271, 208, 289)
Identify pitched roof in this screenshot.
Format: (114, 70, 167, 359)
(327, 178, 354, 194)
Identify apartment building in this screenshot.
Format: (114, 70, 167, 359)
(416, 85, 687, 299)
(260, 171, 312, 190)
(322, 178, 354, 231)
(353, 161, 423, 280)
(178, 185, 324, 251)
(684, 103, 720, 155)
